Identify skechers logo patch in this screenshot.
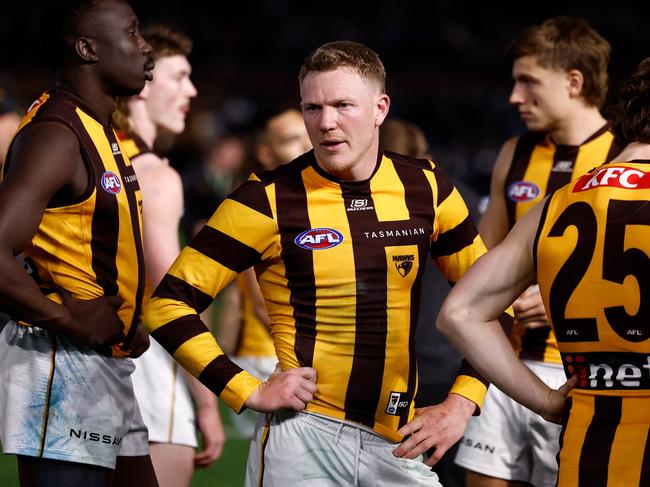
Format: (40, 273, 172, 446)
(347, 198, 374, 212)
(507, 181, 540, 202)
(111, 142, 122, 155)
(295, 228, 343, 250)
(393, 254, 414, 277)
(385, 391, 410, 416)
(101, 171, 122, 194)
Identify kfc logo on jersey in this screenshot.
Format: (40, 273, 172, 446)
(347, 198, 374, 212)
(101, 171, 122, 194)
(393, 254, 415, 277)
(573, 166, 650, 192)
(385, 391, 410, 416)
(295, 228, 344, 250)
(507, 181, 540, 202)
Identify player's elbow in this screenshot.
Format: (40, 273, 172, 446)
(436, 294, 466, 337)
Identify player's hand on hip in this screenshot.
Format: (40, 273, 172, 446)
(58, 288, 125, 347)
(122, 323, 150, 358)
(244, 367, 318, 412)
(392, 393, 476, 467)
(542, 375, 577, 424)
(513, 284, 549, 329)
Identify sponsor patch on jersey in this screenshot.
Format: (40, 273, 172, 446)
(385, 391, 410, 416)
(393, 254, 414, 277)
(347, 198, 374, 212)
(101, 171, 122, 194)
(294, 228, 344, 250)
(111, 142, 122, 155)
(563, 352, 650, 390)
(573, 166, 650, 192)
(507, 181, 540, 202)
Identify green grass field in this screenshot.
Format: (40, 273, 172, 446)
(0, 402, 251, 486)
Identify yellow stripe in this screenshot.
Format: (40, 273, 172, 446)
(517, 141, 554, 220)
(144, 297, 196, 332)
(173, 332, 226, 377)
(257, 419, 270, 487)
(371, 156, 409, 221)
(557, 394, 593, 487)
(607, 397, 649, 485)
(449, 375, 487, 409)
(168, 246, 236, 300)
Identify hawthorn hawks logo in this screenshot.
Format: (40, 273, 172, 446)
(393, 254, 414, 277)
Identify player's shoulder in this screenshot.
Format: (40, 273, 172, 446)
(383, 150, 433, 172)
(255, 151, 313, 186)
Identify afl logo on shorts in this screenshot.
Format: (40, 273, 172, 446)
(507, 181, 540, 202)
(295, 228, 344, 250)
(101, 171, 122, 194)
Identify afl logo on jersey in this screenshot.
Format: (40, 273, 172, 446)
(101, 171, 122, 194)
(295, 228, 344, 250)
(507, 181, 540, 202)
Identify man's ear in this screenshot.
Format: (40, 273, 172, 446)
(567, 69, 584, 98)
(75, 37, 98, 63)
(375, 93, 390, 127)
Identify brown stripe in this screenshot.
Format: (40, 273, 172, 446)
(392, 156, 435, 428)
(578, 395, 621, 486)
(275, 168, 317, 367)
(154, 274, 213, 313)
(605, 136, 623, 163)
(430, 214, 478, 259)
(505, 133, 544, 229)
(258, 418, 271, 487)
(532, 196, 552, 273)
(151, 314, 209, 355)
(497, 312, 514, 336)
(227, 180, 273, 219)
(189, 225, 262, 273)
(545, 145, 579, 195)
(556, 396, 572, 480)
(198, 354, 244, 396)
(105, 127, 145, 343)
(341, 182, 387, 428)
(432, 165, 453, 205)
(458, 358, 489, 388)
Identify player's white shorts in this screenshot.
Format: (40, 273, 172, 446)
(245, 410, 442, 486)
(132, 337, 197, 447)
(228, 355, 276, 438)
(455, 360, 565, 486)
(0, 321, 149, 469)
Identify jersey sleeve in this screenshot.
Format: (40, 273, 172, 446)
(144, 176, 278, 412)
(428, 163, 515, 410)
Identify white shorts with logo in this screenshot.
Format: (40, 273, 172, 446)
(245, 410, 442, 487)
(0, 321, 149, 469)
(131, 337, 197, 447)
(454, 360, 565, 487)
(228, 355, 276, 438)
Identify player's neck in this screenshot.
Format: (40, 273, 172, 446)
(56, 75, 116, 126)
(128, 100, 157, 148)
(615, 141, 650, 161)
(549, 106, 607, 146)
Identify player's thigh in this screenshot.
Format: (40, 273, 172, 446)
(148, 443, 195, 487)
(466, 470, 531, 487)
(112, 455, 158, 487)
(17, 455, 112, 487)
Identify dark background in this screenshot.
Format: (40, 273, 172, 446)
(1, 0, 648, 186)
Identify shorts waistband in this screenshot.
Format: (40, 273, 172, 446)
(274, 410, 393, 446)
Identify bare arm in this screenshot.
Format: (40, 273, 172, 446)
(438, 199, 573, 421)
(0, 123, 124, 344)
(478, 137, 517, 248)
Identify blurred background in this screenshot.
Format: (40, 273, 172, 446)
(0, 1, 647, 485)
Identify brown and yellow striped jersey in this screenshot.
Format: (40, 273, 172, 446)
(504, 125, 620, 364)
(234, 273, 275, 358)
(146, 149, 493, 441)
(535, 160, 650, 486)
(6, 91, 145, 357)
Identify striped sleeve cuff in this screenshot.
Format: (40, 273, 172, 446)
(449, 375, 488, 414)
(218, 369, 263, 413)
